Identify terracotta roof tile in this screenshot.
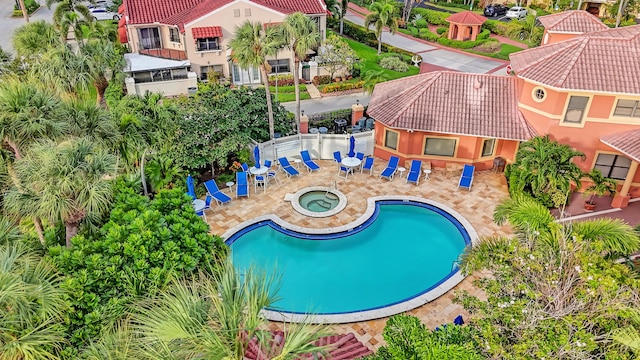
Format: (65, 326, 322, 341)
(192, 26, 223, 38)
(125, 0, 325, 31)
(244, 332, 372, 360)
(538, 10, 608, 33)
(446, 10, 487, 25)
(367, 71, 535, 141)
(601, 129, 640, 163)
(509, 25, 640, 93)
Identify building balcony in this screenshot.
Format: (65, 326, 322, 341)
(139, 48, 188, 61)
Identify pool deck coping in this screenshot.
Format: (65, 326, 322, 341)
(221, 195, 479, 324)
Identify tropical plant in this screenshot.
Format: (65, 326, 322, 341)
(48, 185, 227, 348)
(229, 21, 281, 139)
(362, 69, 388, 94)
(4, 138, 117, 247)
(11, 20, 61, 59)
(48, 0, 93, 43)
(0, 239, 68, 359)
(505, 135, 585, 207)
(280, 12, 321, 132)
(317, 34, 358, 79)
(364, 0, 399, 54)
(336, 0, 350, 35)
(143, 154, 184, 193)
(64, 99, 120, 149)
(611, 308, 640, 356)
(583, 169, 617, 205)
(506, 14, 543, 45)
(456, 195, 640, 359)
(364, 314, 482, 359)
(126, 259, 328, 359)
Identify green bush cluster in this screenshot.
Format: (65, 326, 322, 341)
(436, 27, 447, 35)
(378, 52, 412, 64)
(313, 75, 332, 85)
(379, 56, 410, 72)
(13, 0, 39, 15)
(411, 8, 450, 25)
(483, 19, 515, 36)
(414, 18, 428, 28)
(267, 74, 297, 86)
(436, 30, 493, 49)
(321, 80, 365, 93)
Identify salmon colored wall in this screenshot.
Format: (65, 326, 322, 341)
(517, 79, 567, 116)
(372, 123, 519, 171)
(587, 95, 615, 118)
(543, 32, 579, 45)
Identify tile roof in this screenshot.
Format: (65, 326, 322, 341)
(538, 10, 608, 33)
(509, 25, 640, 94)
(192, 26, 223, 38)
(125, 0, 325, 31)
(367, 71, 536, 141)
(446, 10, 487, 25)
(601, 129, 640, 163)
(245, 332, 372, 360)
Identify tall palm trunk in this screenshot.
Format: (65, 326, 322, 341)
(377, 33, 383, 55)
(340, 18, 344, 35)
(95, 77, 109, 108)
(615, 0, 626, 27)
(4, 138, 23, 159)
(65, 222, 79, 247)
(33, 217, 46, 245)
(292, 57, 302, 133)
(18, 0, 29, 23)
(260, 65, 275, 139)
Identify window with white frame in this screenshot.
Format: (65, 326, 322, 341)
(563, 96, 589, 124)
(424, 137, 456, 157)
(613, 99, 640, 118)
(201, 65, 224, 81)
(481, 138, 496, 157)
(196, 37, 220, 51)
(594, 153, 631, 180)
(267, 59, 290, 73)
(384, 130, 398, 150)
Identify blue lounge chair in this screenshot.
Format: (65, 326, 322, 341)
(457, 164, 475, 191)
(406, 160, 422, 185)
(300, 150, 320, 173)
(203, 180, 232, 206)
(361, 157, 374, 176)
(380, 156, 399, 181)
(236, 171, 249, 198)
(278, 157, 299, 178)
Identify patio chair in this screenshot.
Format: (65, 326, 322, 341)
(236, 171, 250, 198)
(203, 180, 232, 206)
(300, 150, 320, 173)
(263, 160, 279, 185)
(254, 174, 267, 194)
(406, 160, 422, 185)
(355, 152, 365, 171)
(333, 151, 352, 178)
(361, 157, 374, 176)
(380, 156, 400, 181)
(277, 157, 300, 178)
(457, 164, 475, 191)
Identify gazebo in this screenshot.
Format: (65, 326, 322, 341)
(446, 11, 487, 41)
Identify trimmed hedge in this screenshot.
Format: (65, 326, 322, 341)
(411, 8, 450, 26)
(436, 27, 447, 35)
(378, 52, 412, 64)
(379, 57, 410, 72)
(417, 28, 440, 42)
(321, 81, 365, 93)
(267, 74, 304, 86)
(437, 32, 493, 49)
(415, 18, 428, 28)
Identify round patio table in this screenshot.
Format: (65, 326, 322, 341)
(192, 199, 206, 220)
(340, 157, 361, 179)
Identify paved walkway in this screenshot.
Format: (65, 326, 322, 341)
(346, 4, 508, 75)
(0, 3, 56, 54)
(305, 83, 322, 99)
(282, 92, 370, 115)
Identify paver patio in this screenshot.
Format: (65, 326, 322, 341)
(203, 158, 514, 351)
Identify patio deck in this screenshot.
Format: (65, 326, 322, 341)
(204, 159, 513, 350)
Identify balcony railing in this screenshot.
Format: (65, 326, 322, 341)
(138, 47, 188, 61)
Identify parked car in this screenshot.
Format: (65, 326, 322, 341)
(484, 4, 509, 17)
(89, 6, 120, 20)
(505, 6, 528, 19)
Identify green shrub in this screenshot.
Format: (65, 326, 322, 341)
(379, 56, 410, 72)
(342, 20, 420, 61)
(417, 27, 440, 42)
(313, 75, 332, 85)
(321, 81, 365, 93)
(14, 0, 39, 14)
(409, 26, 419, 37)
(484, 19, 516, 36)
(268, 74, 298, 86)
(437, 33, 494, 49)
(436, 27, 447, 35)
(414, 18, 428, 28)
(477, 28, 491, 41)
(412, 8, 450, 25)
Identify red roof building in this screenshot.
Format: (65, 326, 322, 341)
(445, 11, 487, 41)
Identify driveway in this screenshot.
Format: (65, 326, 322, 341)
(344, 10, 506, 74)
(0, 3, 56, 54)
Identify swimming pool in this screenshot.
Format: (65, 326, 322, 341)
(224, 197, 476, 323)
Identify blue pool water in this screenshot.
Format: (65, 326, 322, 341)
(228, 201, 470, 315)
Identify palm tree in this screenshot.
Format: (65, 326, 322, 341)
(0, 80, 66, 159)
(127, 259, 329, 359)
(11, 20, 61, 59)
(0, 240, 68, 358)
(229, 21, 281, 139)
(280, 12, 321, 133)
(17, 0, 29, 23)
(37, 40, 124, 106)
(364, 0, 399, 55)
(362, 70, 388, 94)
(611, 308, 640, 356)
(64, 99, 120, 149)
(48, 0, 93, 43)
(4, 138, 117, 247)
(330, 0, 350, 35)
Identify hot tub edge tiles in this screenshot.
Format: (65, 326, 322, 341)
(221, 195, 479, 246)
(289, 186, 348, 218)
(260, 271, 467, 324)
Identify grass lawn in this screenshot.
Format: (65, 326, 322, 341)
(466, 43, 524, 61)
(269, 84, 310, 103)
(343, 37, 420, 81)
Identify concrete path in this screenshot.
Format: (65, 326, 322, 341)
(305, 83, 322, 99)
(0, 3, 56, 54)
(344, 6, 507, 75)
(281, 93, 370, 115)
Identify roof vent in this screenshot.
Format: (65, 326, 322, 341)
(473, 79, 483, 90)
